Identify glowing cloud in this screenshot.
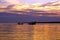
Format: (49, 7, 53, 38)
(10, 4, 30, 10)
(0, 0, 60, 14)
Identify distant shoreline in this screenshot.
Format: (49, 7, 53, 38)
(0, 22, 60, 23)
(0, 22, 60, 25)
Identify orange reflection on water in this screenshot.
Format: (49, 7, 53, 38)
(0, 23, 60, 40)
(33, 24, 60, 40)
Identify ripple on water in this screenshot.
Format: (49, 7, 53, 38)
(0, 23, 60, 40)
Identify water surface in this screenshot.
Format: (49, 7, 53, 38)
(0, 23, 60, 40)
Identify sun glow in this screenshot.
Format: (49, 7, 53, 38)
(0, 1, 60, 14)
(12, 5, 30, 10)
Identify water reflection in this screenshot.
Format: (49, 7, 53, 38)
(0, 23, 33, 40)
(0, 23, 60, 40)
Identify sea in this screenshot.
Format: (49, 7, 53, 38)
(0, 23, 60, 40)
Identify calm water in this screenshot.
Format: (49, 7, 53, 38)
(0, 23, 60, 40)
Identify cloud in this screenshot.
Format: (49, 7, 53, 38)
(4, 0, 20, 5)
(43, 1, 60, 11)
(29, 1, 60, 11)
(0, 1, 60, 15)
(0, 0, 11, 6)
(39, 1, 60, 14)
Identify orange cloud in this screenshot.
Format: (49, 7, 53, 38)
(0, 1, 60, 15)
(0, 6, 7, 12)
(42, 1, 60, 14)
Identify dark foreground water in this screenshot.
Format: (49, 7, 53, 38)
(0, 23, 60, 40)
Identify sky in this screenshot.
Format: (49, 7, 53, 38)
(0, 0, 58, 5)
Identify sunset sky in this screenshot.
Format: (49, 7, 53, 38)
(0, 0, 60, 22)
(0, 0, 58, 5)
(0, 0, 60, 14)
